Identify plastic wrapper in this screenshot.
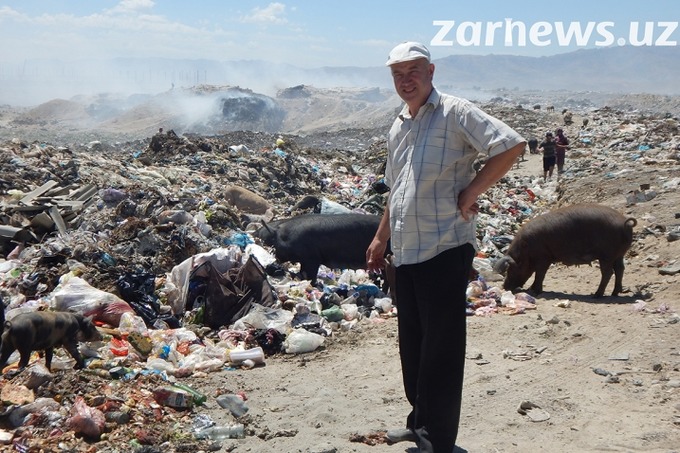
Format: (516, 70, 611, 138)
(117, 312, 149, 335)
(9, 397, 62, 427)
(341, 303, 359, 321)
(473, 257, 504, 282)
(466, 279, 486, 298)
(216, 394, 249, 417)
(145, 357, 177, 373)
(244, 243, 276, 267)
(65, 396, 106, 438)
(500, 291, 516, 306)
(232, 303, 293, 334)
(373, 297, 393, 313)
(321, 305, 344, 322)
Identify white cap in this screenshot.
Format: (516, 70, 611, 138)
(386, 41, 431, 66)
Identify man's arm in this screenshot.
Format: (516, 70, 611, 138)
(458, 142, 526, 220)
(366, 204, 391, 272)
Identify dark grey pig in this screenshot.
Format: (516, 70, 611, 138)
(494, 204, 636, 297)
(0, 311, 102, 373)
(253, 213, 383, 284)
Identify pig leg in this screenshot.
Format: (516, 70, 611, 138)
(529, 262, 551, 295)
(611, 257, 625, 296)
(300, 261, 321, 285)
(0, 343, 16, 372)
(62, 340, 85, 369)
(595, 260, 615, 298)
(44, 348, 54, 371)
(16, 346, 33, 370)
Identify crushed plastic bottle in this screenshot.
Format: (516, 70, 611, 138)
(194, 423, 245, 440)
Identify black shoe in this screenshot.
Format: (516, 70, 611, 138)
(385, 427, 417, 443)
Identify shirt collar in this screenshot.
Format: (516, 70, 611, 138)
(398, 87, 440, 121)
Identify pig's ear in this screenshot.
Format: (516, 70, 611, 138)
(493, 256, 514, 274)
(261, 219, 273, 234)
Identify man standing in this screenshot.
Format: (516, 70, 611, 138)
(554, 128, 570, 174)
(366, 42, 525, 453)
(539, 131, 557, 181)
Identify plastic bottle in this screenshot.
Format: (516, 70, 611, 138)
(229, 347, 265, 366)
(194, 423, 245, 440)
(340, 292, 359, 305)
(172, 382, 207, 406)
(152, 386, 194, 409)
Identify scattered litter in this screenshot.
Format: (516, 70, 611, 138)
(608, 352, 630, 361)
(592, 367, 611, 376)
(517, 401, 550, 422)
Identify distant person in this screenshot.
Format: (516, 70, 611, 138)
(514, 142, 527, 169)
(538, 131, 556, 180)
(555, 128, 570, 174)
(365, 41, 525, 453)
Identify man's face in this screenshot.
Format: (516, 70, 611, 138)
(390, 58, 434, 110)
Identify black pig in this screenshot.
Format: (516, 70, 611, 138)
(494, 204, 636, 297)
(0, 311, 102, 373)
(253, 213, 383, 284)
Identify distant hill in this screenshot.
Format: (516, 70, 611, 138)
(432, 46, 680, 94)
(1, 46, 678, 107)
(265, 45, 679, 96)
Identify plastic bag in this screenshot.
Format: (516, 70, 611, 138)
(50, 276, 134, 327)
(9, 397, 61, 427)
(283, 329, 325, 354)
(65, 396, 106, 438)
(164, 246, 242, 315)
(232, 303, 293, 334)
(117, 312, 148, 336)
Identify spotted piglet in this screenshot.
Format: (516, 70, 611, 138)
(0, 311, 102, 373)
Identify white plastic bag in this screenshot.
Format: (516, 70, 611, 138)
(50, 276, 134, 326)
(283, 329, 325, 354)
(232, 303, 293, 334)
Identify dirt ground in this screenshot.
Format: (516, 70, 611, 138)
(190, 152, 680, 453)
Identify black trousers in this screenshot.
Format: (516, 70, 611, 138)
(395, 244, 475, 453)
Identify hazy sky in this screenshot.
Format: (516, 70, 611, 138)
(1, 0, 678, 67)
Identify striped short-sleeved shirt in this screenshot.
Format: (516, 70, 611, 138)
(385, 88, 525, 266)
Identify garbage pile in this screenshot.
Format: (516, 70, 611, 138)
(0, 101, 677, 451)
